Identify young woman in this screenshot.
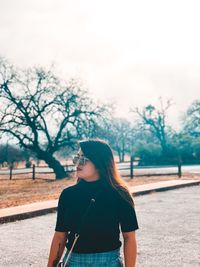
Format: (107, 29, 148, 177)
(47, 138, 139, 267)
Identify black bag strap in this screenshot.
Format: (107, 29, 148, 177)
(75, 189, 101, 235)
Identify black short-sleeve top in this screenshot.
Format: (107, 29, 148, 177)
(55, 178, 139, 253)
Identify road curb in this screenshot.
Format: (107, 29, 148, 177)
(132, 180, 200, 196)
(0, 180, 200, 224)
(0, 207, 57, 224)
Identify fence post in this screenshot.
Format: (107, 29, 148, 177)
(178, 160, 182, 178)
(9, 164, 13, 180)
(32, 164, 36, 180)
(130, 156, 134, 179)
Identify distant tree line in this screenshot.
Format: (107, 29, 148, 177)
(0, 56, 199, 178)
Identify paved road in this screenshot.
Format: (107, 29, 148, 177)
(0, 186, 199, 267)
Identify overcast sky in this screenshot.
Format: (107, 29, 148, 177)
(0, 0, 200, 130)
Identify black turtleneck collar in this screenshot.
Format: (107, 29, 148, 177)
(79, 178, 103, 187)
(77, 178, 112, 195)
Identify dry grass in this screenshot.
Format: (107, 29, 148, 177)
(0, 173, 199, 209)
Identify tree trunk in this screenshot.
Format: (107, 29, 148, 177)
(122, 140, 125, 162)
(37, 150, 67, 179)
(117, 148, 122, 162)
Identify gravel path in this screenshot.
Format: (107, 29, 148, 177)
(0, 185, 199, 267)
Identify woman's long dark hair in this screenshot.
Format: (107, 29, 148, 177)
(76, 138, 135, 207)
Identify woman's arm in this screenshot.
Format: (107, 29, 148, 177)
(122, 231, 137, 267)
(47, 231, 68, 267)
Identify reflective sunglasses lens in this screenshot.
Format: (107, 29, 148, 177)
(78, 158, 85, 166)
(72, 155, 88, 166)
(72, 156, 79, 165)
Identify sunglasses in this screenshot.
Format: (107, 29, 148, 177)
(72, 155, 90, 166)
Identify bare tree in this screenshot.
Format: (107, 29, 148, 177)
(130, 97, 173, 154)
(109, 118, 135, 162)
(183, 100, 200, 137)
(0, 57, 107, 179)
(92, 116, 135, 162)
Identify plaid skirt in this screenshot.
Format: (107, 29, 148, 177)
(62, 248, 123, 267)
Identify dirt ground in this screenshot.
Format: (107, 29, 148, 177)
(0, 173, 199, 209)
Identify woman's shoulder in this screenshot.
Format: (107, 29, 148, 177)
(60, 182, 81, 198)
(111, 184, 134, 207)
(103, 184, 125, 201)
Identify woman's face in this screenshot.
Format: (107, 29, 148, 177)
(75, 148, 100, 181)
